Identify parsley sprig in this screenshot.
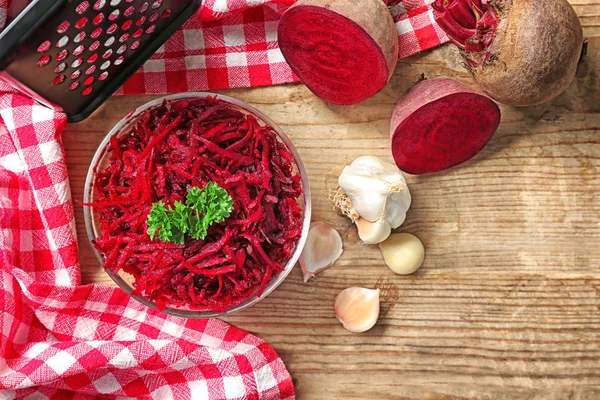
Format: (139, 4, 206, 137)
(146, 182, 234, 244)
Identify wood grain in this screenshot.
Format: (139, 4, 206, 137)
(62, 4, 600, 399)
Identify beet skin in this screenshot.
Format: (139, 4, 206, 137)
(390, 78, 501, 175)
(433, 0, 584, 106)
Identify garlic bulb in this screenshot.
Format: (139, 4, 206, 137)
(299, 222, 343, 282)
(337, 156, 411, 244)
(335, 287, 380, 333)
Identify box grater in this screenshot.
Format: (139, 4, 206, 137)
(0, 0, 202, 122)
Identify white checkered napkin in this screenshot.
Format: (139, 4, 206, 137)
(0, 83, 295, 398)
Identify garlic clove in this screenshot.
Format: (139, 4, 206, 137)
(335, 287, 381, 333)
(386, 190, 412, 229)
(356, 218, 391, 245)
(299, 222, 343, 282)
(379, 233, 425, 275)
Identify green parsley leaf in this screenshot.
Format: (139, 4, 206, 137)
(147, 201, 170, 241)
(146, 182, 234, 243)
(187, 182, 234, 240)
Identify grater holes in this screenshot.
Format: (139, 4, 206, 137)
(82, 87, 93, 96)
(86, 65, 97, 75)
(73, 45, 85, 56)
(69, 81, 80, 91)
(76, 1, 90, 14)
(122, 20, 133, 30)
(115, 56, 124, 65)
(117, 44, 127, 54)
(107, 23, 118, 34)
(74, 31, 87, 43)
(124, 6, 135, 17)
(38, 55, 51, 67)
(161, 9, 171, 18)
(72, 58, 84, 68)
(53, 75, 66, 85)
(93, 13, 105, 25)
(75, 17, 88, 29)
(109, 9, 120, 21)
(133, 28, 143, 38)
(93, 0, 106, 10)
(38, 41, 51, 53)
(57, 21, 70, 34)
(54, 63, 67, 74)
(84, 76, 95, 85)
(151, 0, 162, 9)
(56, 36, 70, 48)
(90, 40, 101, 51)
(110, 0, 121, 6)
(105, 36, 115, 47)
(100, 60, 111, 69)
(146, 24, 156, 34)
(56, 50, 69, 61)
(135, 16, 146, 26)
(102, 49, 113, 59)
(99, 71, 109, 81)
(71, 70, 82, 80)
(130, 40, 140, 50)
(87, 53, 99, 63)
(149, 12, 159, 22)
(91, 27, 103, 38)
(139, 2, 149, 13)
(119, 33, 130, 43)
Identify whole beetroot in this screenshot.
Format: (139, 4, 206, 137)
(433, 0, 584, 106)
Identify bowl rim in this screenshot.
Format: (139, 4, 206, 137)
(83, 92, 312, 318)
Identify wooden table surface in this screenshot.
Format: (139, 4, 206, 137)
(63, 3, 600, 398)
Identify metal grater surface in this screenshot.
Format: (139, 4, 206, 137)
(0, 0, 201, 122)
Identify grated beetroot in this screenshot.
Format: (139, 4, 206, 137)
(91, 97, 304, 312)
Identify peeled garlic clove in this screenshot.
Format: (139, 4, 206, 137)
(379, 233, 425, 275)
(356, 218, 391, 245)
(335, 287, 380, 333)
(299, 222, 343, 282)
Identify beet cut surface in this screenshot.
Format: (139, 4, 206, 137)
(278, 5, 391, 105)
(391, 78, 501, 175)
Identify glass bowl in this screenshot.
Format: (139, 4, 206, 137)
(83, 92, 312, 318)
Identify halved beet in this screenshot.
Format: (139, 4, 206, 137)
(277, 0, 398, 106)
(390, 78, 501, 174)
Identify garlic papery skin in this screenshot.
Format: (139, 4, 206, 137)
(356, 218, 391, 245)
(338, 156, 411, 242)
(379, 233, 425, 275)
(335, 287, 380, 333)
(300, 222, 343, 282)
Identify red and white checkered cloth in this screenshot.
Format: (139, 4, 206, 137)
(119, 0, 448, 94)
(0, 82, 295, 399)
(1, 0, 446, 94)
(0, 0, 446, 398)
